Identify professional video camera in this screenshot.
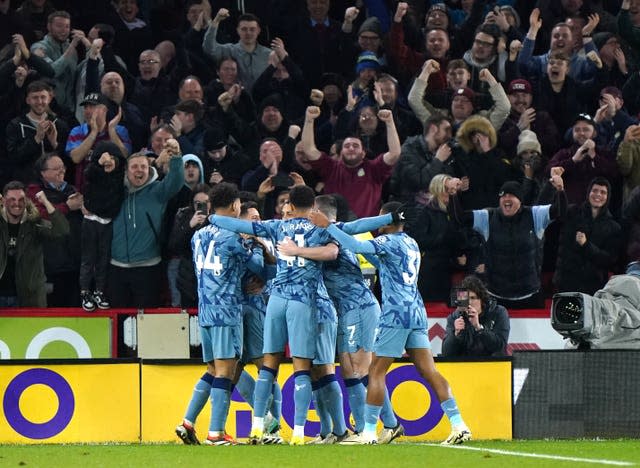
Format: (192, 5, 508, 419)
(551, 272, 640, 349)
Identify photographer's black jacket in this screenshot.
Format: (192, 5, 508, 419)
(442, 299, 510, 357)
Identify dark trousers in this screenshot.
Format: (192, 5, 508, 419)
(108, 263, 162, 309)
(47, 271, 80, 307)
(79, 218, 113, 292)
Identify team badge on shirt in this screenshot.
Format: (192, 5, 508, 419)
(357, 168, 365, 177)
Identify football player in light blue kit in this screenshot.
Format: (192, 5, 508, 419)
(234, 201, 283, 443)
(280, 195, 401, 443)
(311, 281, 348, 443)
(177, 200, 284, 445)
(209, 185, 338, 445)
(184, 183, 251, 445)
(277, 202, 347, 444)
(310, 201, 472, 445)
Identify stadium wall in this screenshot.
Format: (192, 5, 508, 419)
(0, 303, 565, 359)
(0, 360, 511, 443)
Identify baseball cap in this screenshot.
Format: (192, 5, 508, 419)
(454, 87, 475, 102)
(427, 3, 448, 15)
(507, 79, 532, 95)
(573, 113, 596, 128)
(81, 93, 110, 106)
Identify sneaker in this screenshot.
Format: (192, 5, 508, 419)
(290, 435, 305, 446)
(323, 431, 350, 444)
(338, 432, 377, 445)
(262, 429, 285, 445)
(378, 423, 405, 444)
(247, 427, 263, 445)
(441, 425, 472, 445)
(81, 291, 96, 312)
(175, 422, 200, 445)
(93, 290, 110, 309)
(205, 433, 238, 445)
(306, 434, 326, 445)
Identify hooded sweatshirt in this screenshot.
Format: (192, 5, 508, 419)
(110, 155, 184, 267)
(181, 154, 204, 185)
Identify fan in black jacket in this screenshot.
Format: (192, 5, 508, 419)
(554, 176, 623, 295)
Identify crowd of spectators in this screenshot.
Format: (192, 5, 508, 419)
(1, 0, 640, 317)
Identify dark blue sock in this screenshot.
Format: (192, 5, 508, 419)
(318, 374, 347, 435)
(209, 377, 232, 433)
(345, 378, 366, 433)
(184, 373, 213, 424)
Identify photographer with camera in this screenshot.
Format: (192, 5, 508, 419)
(442, 275, 510, 357)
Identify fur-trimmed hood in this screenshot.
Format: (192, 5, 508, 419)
(0, 199, 41, 224)
(456, 115, 497, 153)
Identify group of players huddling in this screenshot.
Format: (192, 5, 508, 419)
(174, 182, 471, 446)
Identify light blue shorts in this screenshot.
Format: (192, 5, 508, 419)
(373, 327, 431, 358)
(313, 321, 338, 365)
(337, 303, 381, 354)
(200, 324, 243, 362)
(263, 295, 316, 359)
(242, 305, 265, 362)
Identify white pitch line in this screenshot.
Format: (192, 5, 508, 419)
(426, 444, 635, 466)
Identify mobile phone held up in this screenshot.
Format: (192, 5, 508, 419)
(195, 201, 208, 215)
(272, 173, 294, 188)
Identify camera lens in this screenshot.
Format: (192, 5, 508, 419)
(555, 297, 582, 324)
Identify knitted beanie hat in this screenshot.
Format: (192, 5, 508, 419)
(517, 130, 541, 155)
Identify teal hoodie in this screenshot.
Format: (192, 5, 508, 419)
(182, 154, 204, 185)
(111, 156, 184, 266)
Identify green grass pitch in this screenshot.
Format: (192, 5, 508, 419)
(1, 440, 639, 467)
